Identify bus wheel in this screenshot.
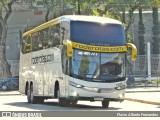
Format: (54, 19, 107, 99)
(102, 101, 109, 108)
(70, 100, 78, 106)
(37, 98, 44, 104)
(30, 85, 37, 104)
(57, 89, 69, 106)
(27, 86, 31, 103)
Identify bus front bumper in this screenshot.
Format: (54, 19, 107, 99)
(64, 96, 124, 102)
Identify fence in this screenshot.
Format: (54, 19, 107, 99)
(129, 54, 160, 75)
(126, 54, 160, 87)
(0, 78, 19, 91)
(126, 74, 160, 88)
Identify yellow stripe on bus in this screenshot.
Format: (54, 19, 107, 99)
(72, 42, 127, 52)
(23, 17, 60, 37)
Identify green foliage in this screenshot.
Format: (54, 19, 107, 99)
(126, 33, 133, 43)
(0, 0, 15, 10)
(1, 0, 11, 4)
(92, 9, 99, 16)
(148, 0, 160, 8)
(36, 1, 44, 5)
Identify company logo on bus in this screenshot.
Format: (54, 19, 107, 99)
(32, 54, 54, 64)
(72, 42, 127, 52)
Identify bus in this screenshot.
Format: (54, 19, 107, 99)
(19, 15, 137, 108)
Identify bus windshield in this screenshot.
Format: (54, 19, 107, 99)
(72, 49, 126, 82)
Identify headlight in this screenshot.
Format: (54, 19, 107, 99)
(69, 81, 84, 88)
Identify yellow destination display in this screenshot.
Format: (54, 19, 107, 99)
(72, 42, 127, 53)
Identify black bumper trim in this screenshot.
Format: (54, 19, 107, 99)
(62, 96, 124, 102)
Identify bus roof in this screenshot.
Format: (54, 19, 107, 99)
(23, 15, 122, 37)
(61, 15, 122, 24)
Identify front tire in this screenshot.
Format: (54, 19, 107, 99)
(27, 86, 31, 103)
(30, 85, 38, 104)
(57, 89, 69, 106)
(102, 101, 109, 108)
(70, 100, 78, 106)
(37, 97, 44, 104)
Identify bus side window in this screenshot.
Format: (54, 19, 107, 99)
(43, 29, 48, 49)
(38, 31, 43, 50)
(23, 36, 31, 54)
(21, 37, 26, 54)
(25, 36, 32, 53)
(32, 32, 39, 51)
(48, 24, 60, 47)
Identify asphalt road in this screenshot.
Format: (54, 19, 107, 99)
(0, 94, 159, 111)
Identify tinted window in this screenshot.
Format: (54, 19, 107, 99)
(22, 36, 32, 54)
(31, 23, 60, 52)
(71, 21, 126, 46)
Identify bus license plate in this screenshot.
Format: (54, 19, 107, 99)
(94, 97, 104, 101)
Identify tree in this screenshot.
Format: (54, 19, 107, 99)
(149, 0, 160, 54)
(138, 6, 145, 55)
(0, 0, 17, 78)
(31, 0, 57, 21)
(65, 0, 81, 14)
(44, 0, 51, 22)
(152, 7, 160, 54)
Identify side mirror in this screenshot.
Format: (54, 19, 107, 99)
(126, 43, 137, 61)
(63, 40, 73, 57)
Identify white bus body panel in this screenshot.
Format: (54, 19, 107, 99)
(19, 53, 32, 94)
(19, 47, 67, 97)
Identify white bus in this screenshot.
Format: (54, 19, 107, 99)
(19, 15, 137, 108)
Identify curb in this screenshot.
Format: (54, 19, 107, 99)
(0, 91, 21, 96)
(126, 90, 160, 93)
(124, 98, 160, 105)
(0, 93, 21, 96)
